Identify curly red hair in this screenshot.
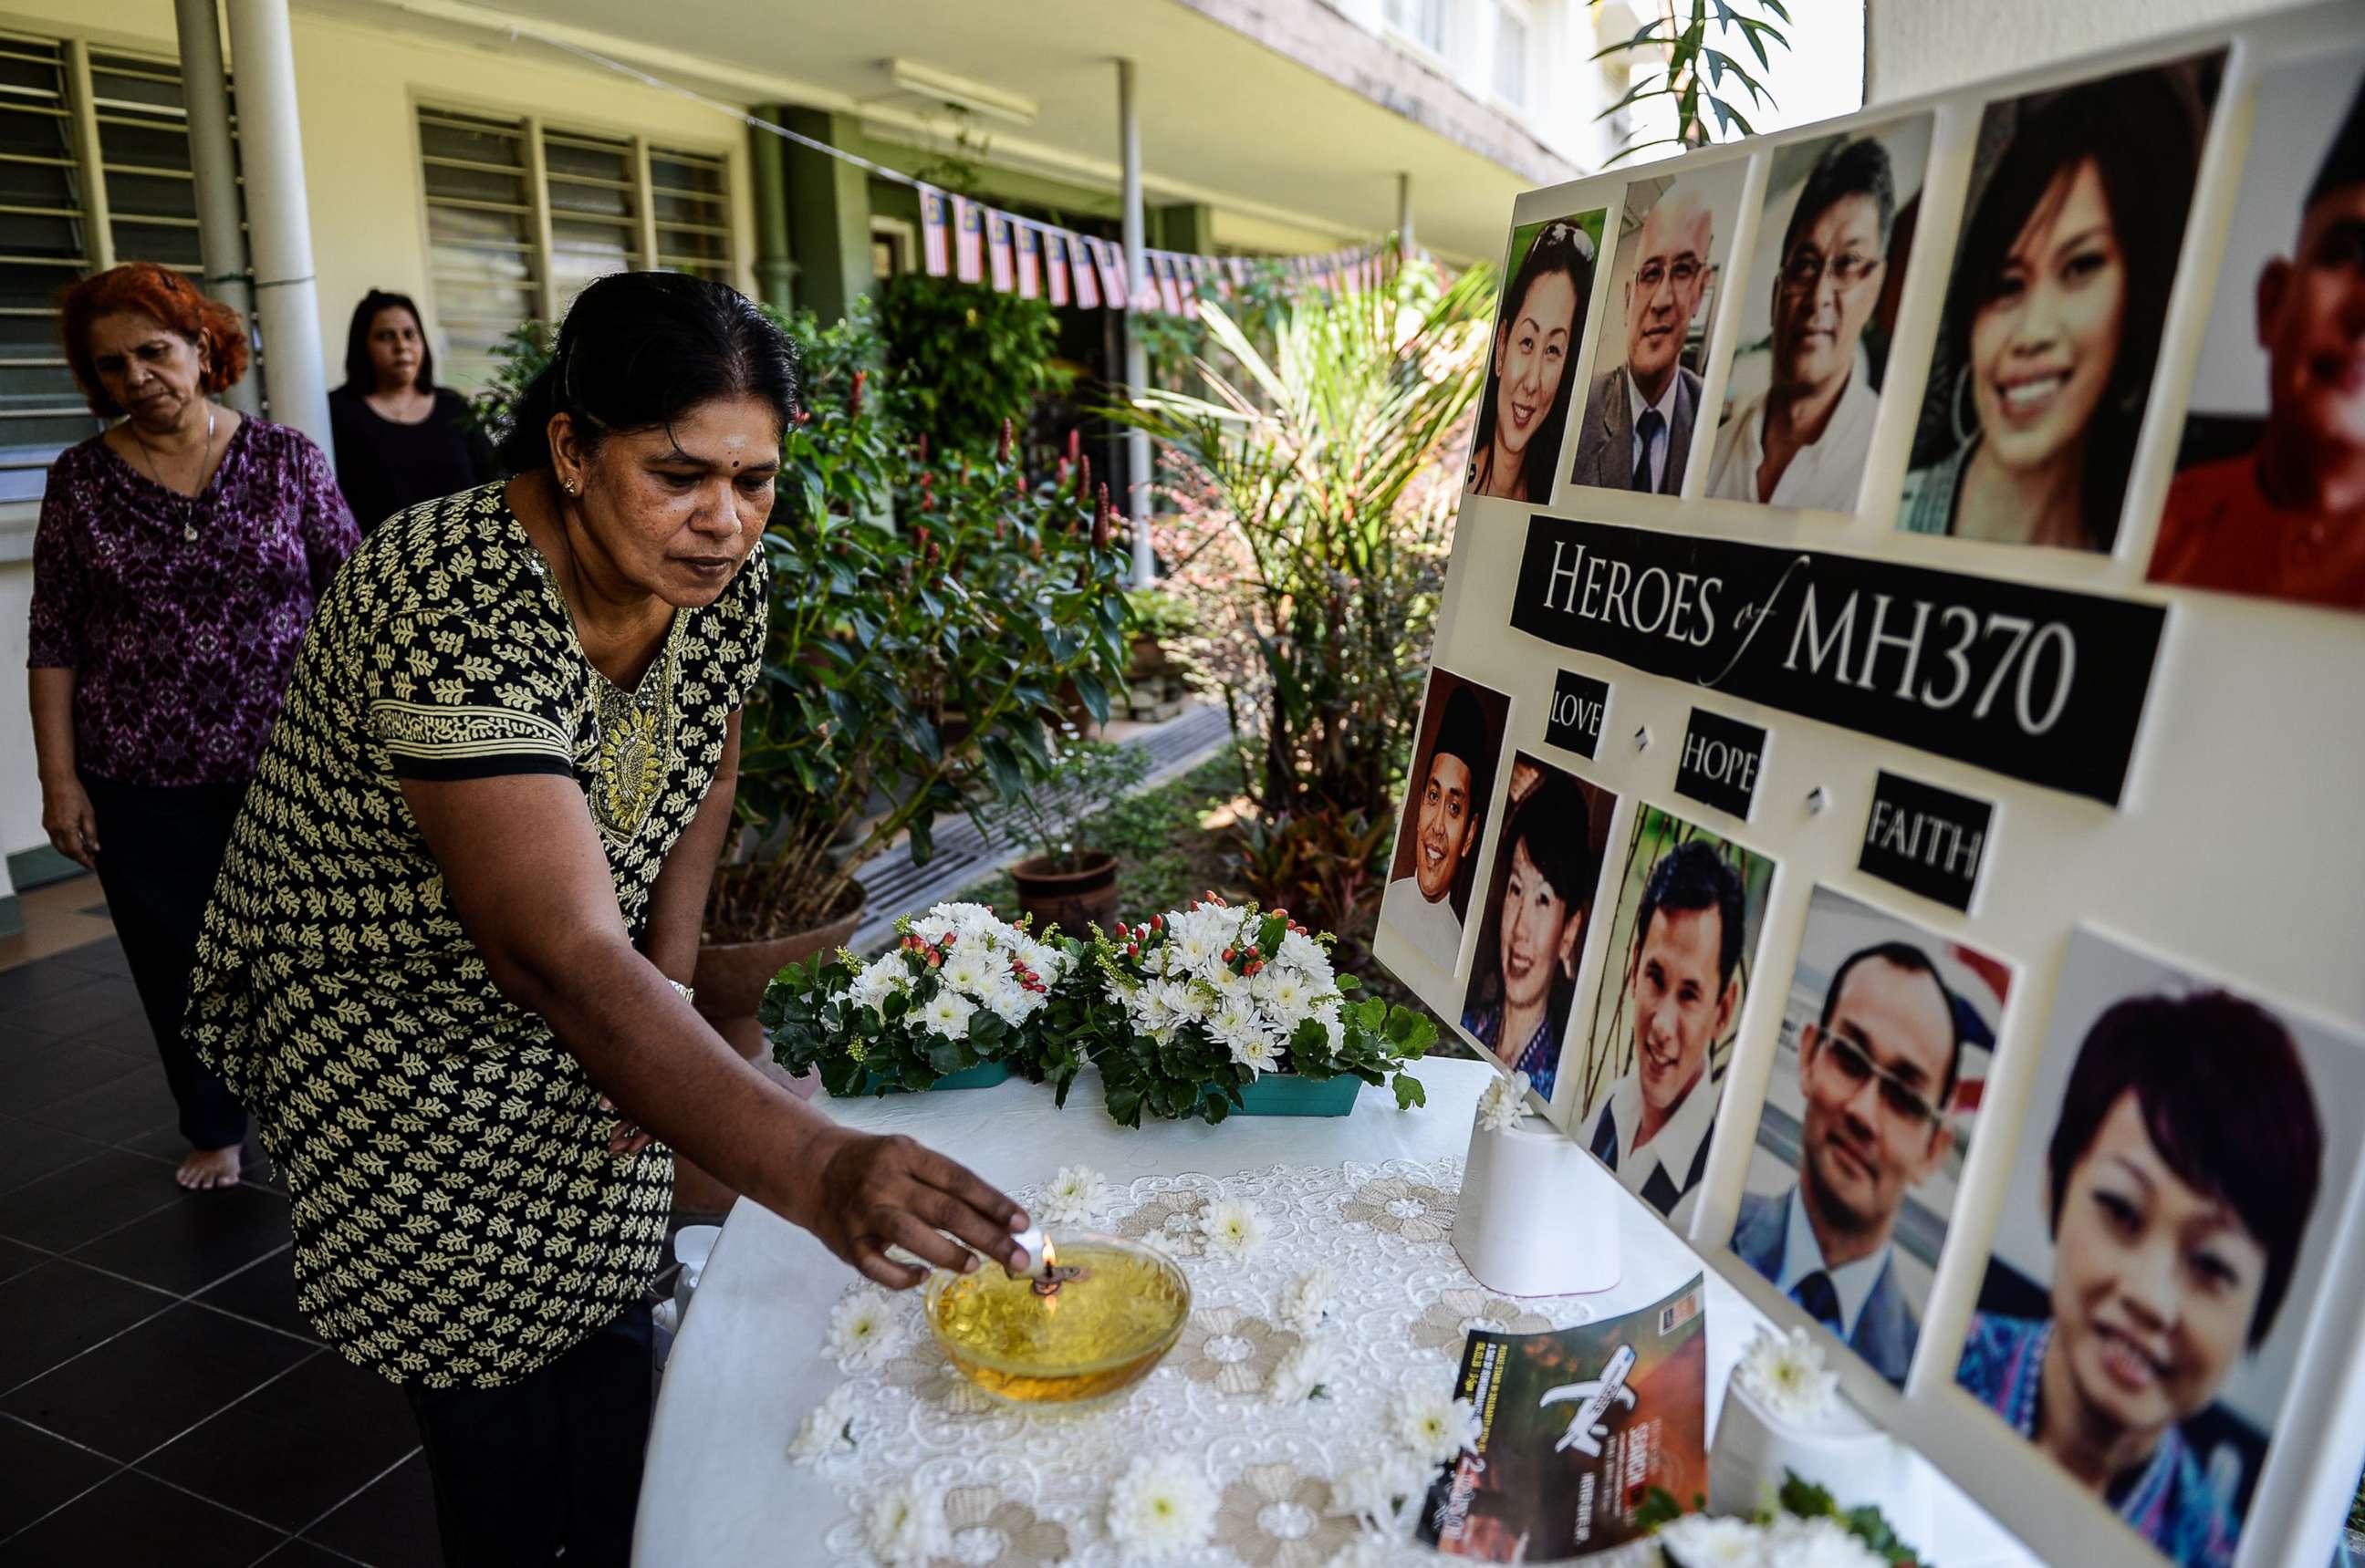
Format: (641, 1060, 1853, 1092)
(60, 262, 249, 417)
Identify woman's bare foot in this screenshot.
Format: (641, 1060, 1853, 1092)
(177, 1146, 241, 1190)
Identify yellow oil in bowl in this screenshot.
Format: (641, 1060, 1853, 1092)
(926, 1235, 1191, 1407)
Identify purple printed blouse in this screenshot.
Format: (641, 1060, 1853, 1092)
(27, 417, 359, 787)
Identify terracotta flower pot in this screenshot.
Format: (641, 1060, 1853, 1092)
(1010, 848, 1120, 938)
(675, 882, 865, 1214)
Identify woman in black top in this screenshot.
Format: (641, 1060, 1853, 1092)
(327, 289, 498, 532)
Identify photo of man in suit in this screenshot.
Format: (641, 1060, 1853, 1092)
(1585, 836, 1752, 1229)
(1733, 941, 1960, 1385)
(1569, 180, 1725, 495)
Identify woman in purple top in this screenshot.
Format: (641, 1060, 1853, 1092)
(26, 261, 357, 1190)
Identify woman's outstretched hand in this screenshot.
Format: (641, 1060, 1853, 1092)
(803, 1129, 1031, 1290)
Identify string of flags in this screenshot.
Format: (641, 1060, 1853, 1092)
(508, 26, 1400, 314)
(918, 187, 1395, 313)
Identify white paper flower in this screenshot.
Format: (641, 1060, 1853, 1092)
(1390, 1384, 1483, 1467)
(825, 1291, 909, 1371)
(1475, 1070, 1531, 1133)
(862, 1476, 950, 1565)
(1267, 1337, 1333, 1404)
(1280, 1265, 1336, 1334)
(916, 989, 976, 1041)
(1042, 1164, 1112, 1226)
(1199, 1198, 1271, 1261)
(1734, 1325, 1840, 1424)
(1764, 1516, 1885, 1568)
(1105, 1451, 1218, 1558)
(1326, 1449, 1426, 1529)
(1657, 1514, 1770, 1567)
(786, 1383, 859, 1464)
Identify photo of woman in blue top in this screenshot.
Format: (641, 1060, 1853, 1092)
(1458, 758, 1611, 1103)
(1956, 981, 2326, 1568)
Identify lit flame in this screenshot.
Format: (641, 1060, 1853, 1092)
(1041, 1239, 1057, 1273)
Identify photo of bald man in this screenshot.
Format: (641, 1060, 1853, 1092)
(1569, 161, 1750, 495)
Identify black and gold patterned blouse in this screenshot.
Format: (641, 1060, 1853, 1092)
(188, 480, 766, 1388)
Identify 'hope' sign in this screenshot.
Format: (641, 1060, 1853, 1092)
(1674, 708, 1766, 820)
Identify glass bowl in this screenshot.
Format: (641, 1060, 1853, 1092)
(924, 1232, 1192, 1407)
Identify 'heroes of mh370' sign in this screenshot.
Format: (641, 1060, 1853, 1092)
(1507, 515, 2166, 805)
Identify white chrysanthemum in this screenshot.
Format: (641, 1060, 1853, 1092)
(1207, 995, 1268, 1057)
(1251, 963, 1318, 1024)
(1326, 1449, 1425, 1528)
(1656, 1514, 1770, 1567)
(1042, 1164, 1112, 1226)
(1278, 927, 1330, 976)
(1130, 982, 1181, 1034)
(862, 1477, 950, 1565)
(916, 989, 976, 1041)
(1267, 1336, 1332, 1404)
(939, 946, 992, 995)
(1167, 980, 1212, 1022)
(1105, 1452, 1217, 1558)
(979, 974, 1034, 1027)
(1764, 1515, 1885, 1568)
(847, 956, 902, 1012)
(825, 1291, 909, 1371)
(1165, 909, 1229, 974)
(1198, 1197, 1270, 1261)
(1475, 1070, 1531, 1133)
(1019, 937, 1065, 983)
(1280, 1265, 1335, 1334)
(1390, 1384, 1483, 1466)
(1734, 1325, 1840, 1424)
(1230, 1030, 1281, 1075)
(785, 1383, 859, 1464)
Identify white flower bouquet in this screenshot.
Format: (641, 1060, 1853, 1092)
(759, 902, 1069, 1096)
(1062, 894, 1437, 1127)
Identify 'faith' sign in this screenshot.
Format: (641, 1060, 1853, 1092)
(1858, 770, 1994, 912)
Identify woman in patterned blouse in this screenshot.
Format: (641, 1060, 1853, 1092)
(185, 272, 1031, 1565)
(26, 261, 358, 1191)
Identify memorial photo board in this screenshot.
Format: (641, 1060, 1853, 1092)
(1369, 8, 2365, 1567)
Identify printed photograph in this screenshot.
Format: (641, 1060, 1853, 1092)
(1380, 668, 1513, 977)
(1731, 885, 2013, 1388)
(1458, 755, 1619, 1103)
(1573, 806, 1776, 1228)
(1898, 54, 2224, 552)
(1467, 210, 1607, 504)
(1568, 160, 1753, 497)
(2151, 53, 2365, 614)
(1704, 114, 1936, 511)
(1958, 925, 2365, 1568)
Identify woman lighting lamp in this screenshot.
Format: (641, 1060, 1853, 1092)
(184, 273, 1029, 1563)
(1901, 69, 2208, 550)
(26, 262, 358, 1190)
(1957, 992, 2323, 1568)
(1468, 219, 1596, 503)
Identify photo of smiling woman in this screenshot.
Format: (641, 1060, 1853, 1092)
(1467, 212, 1604, 503)
(1458, 757, 1616, 1102)
(1899, 57, 2222, 551)
(1959, 926, 2365, 1568)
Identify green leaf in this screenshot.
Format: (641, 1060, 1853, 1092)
(1392, 1075, 1427, 1110)
(1070, 670, 1110, 726)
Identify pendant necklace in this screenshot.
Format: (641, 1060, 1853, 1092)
(130, 404, 218, 542)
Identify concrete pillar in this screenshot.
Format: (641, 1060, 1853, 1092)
(778, 108, 873, 327)
(172, 0, 258, 414)
(1119, 58, 1154, 588)
(224, 0, 328, 449)
(1397, 171, 1415, 260)
(749, 109, 797, 315)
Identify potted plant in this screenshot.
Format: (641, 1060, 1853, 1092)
(980, 732, 1151, 935)
(1067, 895, 1436, 1126)
(759, 902, 1068, 1096)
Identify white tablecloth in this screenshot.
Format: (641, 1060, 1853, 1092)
(635, 1058, 2032, 1565)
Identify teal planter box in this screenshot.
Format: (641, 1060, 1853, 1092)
(863, 1061, 1012, 1095)
(1235, 1072, 1361, 1117)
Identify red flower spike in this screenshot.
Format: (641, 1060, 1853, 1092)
(922, 493, 936, 512)
(1092, 484, 1113, 552)
(849, 369, 866, 417)
(1078, 452, 1093, 501)
(1066, 428, 1080, 466)
(997, 418, 1013, 464)
(917, 433, 931, 464)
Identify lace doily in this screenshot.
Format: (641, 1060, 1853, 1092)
(800, 1156, 1612, 1566)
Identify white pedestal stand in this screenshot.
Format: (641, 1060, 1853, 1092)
(1452, 1105, 1622, 1296)
(1708, 1378, 1934, 1543)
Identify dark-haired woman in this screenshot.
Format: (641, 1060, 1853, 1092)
(1956, 992, 2323, 1568)
(1900, 70, 2208, 550)
(27, 261, 356, 1191)
(1458, 767, 1597, 1101)
(1469, 219, 1595, 502)
(327, 289, 497, 533)
(185, 271, 1030, 1563)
